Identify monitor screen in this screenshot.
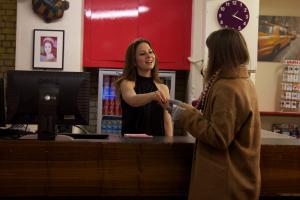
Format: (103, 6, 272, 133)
(6, 70, 90, 140)
(0, 78, 5, 127)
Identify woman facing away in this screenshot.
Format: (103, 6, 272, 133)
(115, 38, 173, 136)
(170, 28, 261, 200)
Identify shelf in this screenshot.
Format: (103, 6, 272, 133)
(260, 111, 300, 116)
(102, 115, 122, 118)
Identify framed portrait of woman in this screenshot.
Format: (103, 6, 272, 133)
(33, 29, 64, 70)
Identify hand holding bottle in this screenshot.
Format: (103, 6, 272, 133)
(167, 99, 185, 121)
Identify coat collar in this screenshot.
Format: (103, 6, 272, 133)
(219, 65, 249, 79)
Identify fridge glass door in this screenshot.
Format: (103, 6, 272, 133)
(97, 69, 122, 134)
(97, 69, 175, 134)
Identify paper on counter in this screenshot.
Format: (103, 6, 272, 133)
(124, 133, 153, 138)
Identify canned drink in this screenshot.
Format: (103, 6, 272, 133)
(114, 100, 120, 116)
(119, 105, 122, 115)
(107, 97, 114, 115)
(102, 99, 109, 115)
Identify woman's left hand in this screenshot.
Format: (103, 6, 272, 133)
(180, 103, 195, 110)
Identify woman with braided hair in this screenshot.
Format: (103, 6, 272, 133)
(169, 28, 261, 200)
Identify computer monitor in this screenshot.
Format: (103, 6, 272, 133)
(0, 78, 5, 127)
(6, 70, 90, 140)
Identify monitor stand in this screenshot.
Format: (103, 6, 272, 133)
(37, 86, 58, 140)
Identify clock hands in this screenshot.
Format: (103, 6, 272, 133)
(217, 1, 249, 31)
(232, 11, 243, 22)
(233, 11, 239, 16)
(232, 15, 243, 21)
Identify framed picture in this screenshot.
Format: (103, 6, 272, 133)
(33, 29, 64, 70)
(258, 16, 300, 62)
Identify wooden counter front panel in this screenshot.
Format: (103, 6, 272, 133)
(100, 143, 193, 197)
(46, 142, 100, 196)
(260, 145, 300, 196)
(0, 140, 193, 197)
(0, 142, 48, 196)
(1, 138, 299, 197)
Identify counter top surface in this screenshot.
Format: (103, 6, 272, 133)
(0, 130, 299, 145)
(261, 129, 299, 145)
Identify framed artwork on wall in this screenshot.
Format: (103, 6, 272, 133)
(33, 29, 65, 69)
(258, 16, 300, 62)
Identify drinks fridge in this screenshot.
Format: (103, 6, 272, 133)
(97, 69, 176, 134)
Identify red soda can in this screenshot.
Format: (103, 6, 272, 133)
(115, 99, 121, 116)
(109, 98, 115, 115)
(103, 99, 109, 115)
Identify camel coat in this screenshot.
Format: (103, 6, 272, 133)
(179, 67, 261, 200)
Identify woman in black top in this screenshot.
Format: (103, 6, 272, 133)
(115, 38, 173, 136)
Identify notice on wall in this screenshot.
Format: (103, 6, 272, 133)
(280, 59, 300, 112)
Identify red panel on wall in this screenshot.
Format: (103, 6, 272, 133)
(138, 0, 192, 70)
(83, 0, 192, 70)
(84, 0, 138, 68)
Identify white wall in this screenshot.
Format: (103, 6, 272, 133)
(187, 0, 206, 103)
(187, 0, 260, 102)
(15, 0, 84, 72)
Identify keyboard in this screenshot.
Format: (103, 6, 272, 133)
(0, 128, 109, 140)
(0, 128, 34, 139)
(59, 133, 109, 139)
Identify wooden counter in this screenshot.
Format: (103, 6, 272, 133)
(260, 137, 300, 197)
(0, 135, 194, 198)
(0, 134, 299, 198)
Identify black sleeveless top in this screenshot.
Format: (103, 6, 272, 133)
(121, 75, 165, 136)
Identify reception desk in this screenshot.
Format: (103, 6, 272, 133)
(0, 134, 299, 199)
(260, 136, 300, 197)
(0, 135, 194, 199)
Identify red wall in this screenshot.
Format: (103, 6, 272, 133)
(83, 0, 192, 70)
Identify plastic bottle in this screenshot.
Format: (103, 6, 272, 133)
(106, 120, 112, 134)
(101, 119, 107, 134)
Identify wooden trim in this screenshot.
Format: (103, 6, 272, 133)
(260, 111, 300, 116)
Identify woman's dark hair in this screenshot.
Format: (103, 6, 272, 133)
(205, 28, 249, 81)
(115, 38, 161, 94)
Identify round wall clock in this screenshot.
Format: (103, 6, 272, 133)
(217, 0, 250, 31)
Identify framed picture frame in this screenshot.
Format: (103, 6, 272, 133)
(33, 29, 64, 70)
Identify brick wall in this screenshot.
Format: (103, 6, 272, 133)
(0, 0, 16, 79)
(84, 68, 99, 133)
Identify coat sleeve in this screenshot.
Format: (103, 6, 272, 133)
(178, 82, 249, 150)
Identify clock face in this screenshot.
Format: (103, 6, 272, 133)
(217, 0, 250, 31)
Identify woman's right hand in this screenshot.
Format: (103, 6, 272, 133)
(153, 90, 168, 108)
